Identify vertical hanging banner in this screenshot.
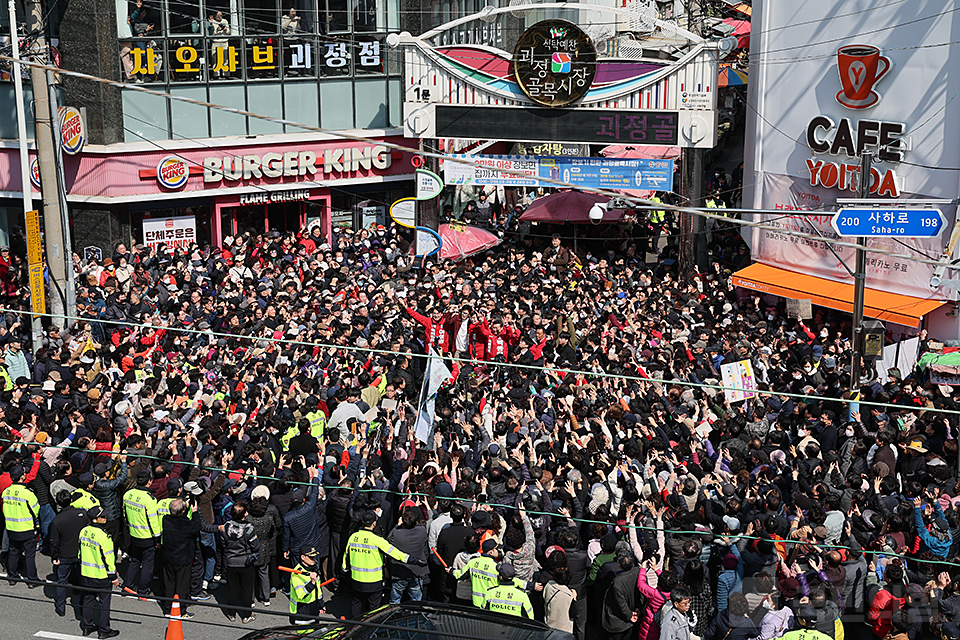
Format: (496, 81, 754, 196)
(25, 210, 45, 318)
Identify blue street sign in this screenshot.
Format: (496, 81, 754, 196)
(832, 208, 946, 238)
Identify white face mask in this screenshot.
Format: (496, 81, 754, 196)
(804, 366, 813, 373)
(845, 428, 855, 437)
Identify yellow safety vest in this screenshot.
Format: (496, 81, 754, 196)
(123, 488, 161, 539)
(280, 426, 298, 452)
(79, 524, 116, 579)
(71, 489, 100, 511)
(454, 555, 499, 607)
(342, 529, 410, 585)
(2, 483, 39, 533)
(649, 196, 665, 224)
(289, 562, 322, 614)
(482, 583, 534, 618)
(0, 368, 11, 391)
(306, 411, 327, 440)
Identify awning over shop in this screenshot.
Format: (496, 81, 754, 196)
(731, 263, 948, 328)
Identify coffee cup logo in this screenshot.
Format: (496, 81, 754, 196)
(836, 44, 891, 109)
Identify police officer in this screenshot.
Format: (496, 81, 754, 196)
(481, 563, 533, 618)
(79, 506, 120, 638)
(290, 545, 326, 624)
(305, 397, 327, 440)
(50, 490, 91, 617)
(71, 472, 100, 511)
(452, 538, 501, 607)
(121, 470, 161, 597)
(343, 511, 424, 617)
(2, 464, 40, 587)
(780, 604, 832, 640)
(648, 192, 666, 254)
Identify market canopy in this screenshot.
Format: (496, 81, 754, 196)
(520, 190, 618, 224)
(732, 263, 947, 328)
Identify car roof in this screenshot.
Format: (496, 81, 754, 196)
(240, 602, 575, 640)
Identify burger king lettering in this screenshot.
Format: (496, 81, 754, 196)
(202, 145, 391, 183)
(156, 156, 189, 190)
(58, 107, 86, 156)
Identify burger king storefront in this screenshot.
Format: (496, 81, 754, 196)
(0, 132, 415, 256)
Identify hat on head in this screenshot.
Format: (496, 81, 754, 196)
(183, 481, 203, 496)
(797, 604, 818, 622)
(498, 563, 516, 580)
(93, 463, 110, 477)
(167, 478, 183, 492)
(251, 485, 270, 500)
(934, 518, 949, 532)
(300, 545, 320, 558)
(360, 511, 378, 527)
(78, 472, 94, 486)
(435, 482, 454, 499)
(722, 553, 739, 569)
(544, 545, 565, 559)
(291, 488, 306, 503)
(905, 437, 929, 453)
(87, 506, 105, 520)
(481, 539, 498, 553)
(723, 516, 741, 532)
(942, 623, 960, 640)
(472, 510, 493, 529)
(906, 583, 925, 602)
(137, 469, 152, 483)
(779, 578, 799, 598)
(42, 380, 55, 392)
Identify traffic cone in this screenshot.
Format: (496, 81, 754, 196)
(166, 595, 184, 640)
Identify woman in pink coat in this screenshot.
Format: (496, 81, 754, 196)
(637, 565, 679, 640)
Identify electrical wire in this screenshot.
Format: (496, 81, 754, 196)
(7, 306, 960, 418)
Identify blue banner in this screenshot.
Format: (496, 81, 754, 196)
(444, 154, 675, 192)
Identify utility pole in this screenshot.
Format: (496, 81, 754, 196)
(9, 0, 42, 346)
(849, 152, 872, 392)
(47, 69, 77, 319)
(27, 0, 70, 329)
(679, 0, 706, 277)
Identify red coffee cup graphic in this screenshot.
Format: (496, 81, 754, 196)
(836, 44, 891, 109)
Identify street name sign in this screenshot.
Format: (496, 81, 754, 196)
(832, 208, 945, 238)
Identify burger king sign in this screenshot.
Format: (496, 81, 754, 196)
(156, 156, 189, 190)
(58, 106, 85, 155)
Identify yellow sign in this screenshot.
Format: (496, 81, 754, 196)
(28, 262, 44, 318)
(25, 209, 41, 265)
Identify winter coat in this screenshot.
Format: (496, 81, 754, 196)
(706, 610, 758, 640)
(387, 524, 429, 579)
(222, 519, 259, 568)
(282, 477, 322, 555)
(503, 513, 539, 582)
(869, 587, 905, 638)
(245, 505, 281, 566)
(637, 568, 670, 640)
(92, 462, 128, 522)
(660, 604, 696, 640)
(601, 566, 640, 634)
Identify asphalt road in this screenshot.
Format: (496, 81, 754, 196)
(0, 551, 346, 640)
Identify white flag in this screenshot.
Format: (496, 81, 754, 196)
(414, 349, 452, 444)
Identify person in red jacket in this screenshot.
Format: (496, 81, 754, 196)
(868, 562, 906, 638)
(405, 305, 451, 354)
(475, 318, 519, 361)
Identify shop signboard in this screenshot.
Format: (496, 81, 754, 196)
(28, 262, 44, 318)
(58, 107, 85, 155)
(511, 20, 597, 108)
(443, 155, 674, 191)
(390, 197, 416, 228)
(143, 215, 197, 252)
(25, 209, 42, 265)
(744, 0, 960, 300)
(415, 226, 442, 257)
(415, 169, 443, 200)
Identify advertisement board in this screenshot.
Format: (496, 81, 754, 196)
(743, 0, 960, 300)
(720, 359, 757, 404)
(443, 155, 674, 191)
(143, 215, 196, 252)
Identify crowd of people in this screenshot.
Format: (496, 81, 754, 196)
(0, 212, 957, 640)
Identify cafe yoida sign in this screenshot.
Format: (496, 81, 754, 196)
(803, 45, 907, 198)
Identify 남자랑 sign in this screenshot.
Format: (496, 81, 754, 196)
(142, 215, 197, 252)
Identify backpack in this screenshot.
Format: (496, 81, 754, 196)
(654, 602, 673, 628)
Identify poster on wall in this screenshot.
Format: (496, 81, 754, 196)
(143, 215, 196, 252)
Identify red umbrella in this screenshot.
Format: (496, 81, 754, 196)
(722, 18, 750, 49)
(600, 145, 681, 160)
(520, 190, 617, 224)
(438, 223, 501, 261)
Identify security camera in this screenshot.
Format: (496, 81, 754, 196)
(589, 202, 606, 224)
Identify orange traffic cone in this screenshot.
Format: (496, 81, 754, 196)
(166, 595, 184, 640)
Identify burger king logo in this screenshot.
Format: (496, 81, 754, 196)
(156, 156, 189, 190)
(58, 106, 85, 155)
(29, 158, 41, 189)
